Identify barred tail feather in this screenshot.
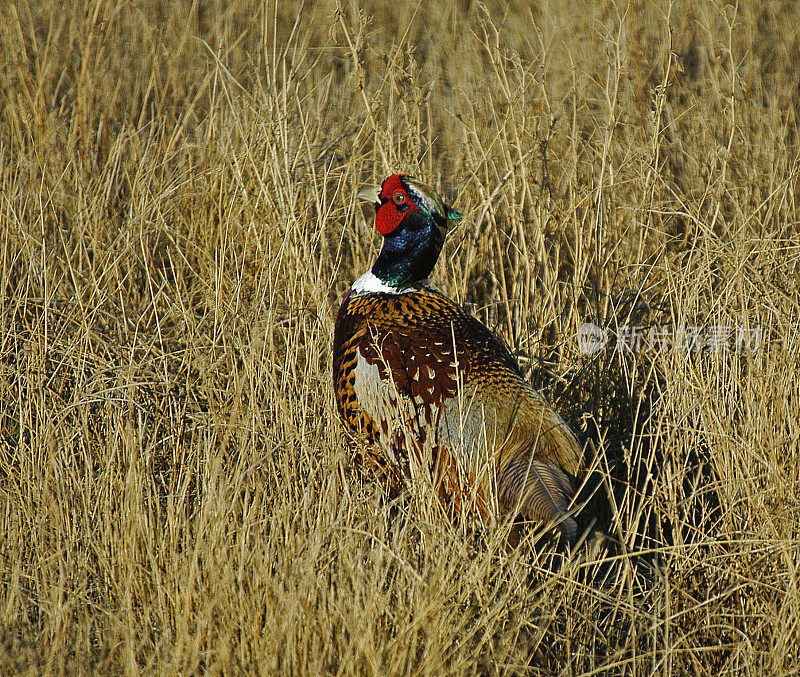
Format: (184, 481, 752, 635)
(498, 457, 577, 543)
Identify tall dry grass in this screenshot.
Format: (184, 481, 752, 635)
(2, 0, 800, 673)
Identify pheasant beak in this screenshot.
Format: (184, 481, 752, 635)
(356, 185, 381, 206)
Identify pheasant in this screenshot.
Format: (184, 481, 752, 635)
(333, 174, 583, 542)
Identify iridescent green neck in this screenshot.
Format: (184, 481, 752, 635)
(371, 210, 445, 289)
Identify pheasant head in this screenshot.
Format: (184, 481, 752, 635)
(357, 174, 462, 291)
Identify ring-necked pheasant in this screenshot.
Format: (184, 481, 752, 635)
(333, 174, 583, 541)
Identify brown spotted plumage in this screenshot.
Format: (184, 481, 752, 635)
(333, 174, 583, 541)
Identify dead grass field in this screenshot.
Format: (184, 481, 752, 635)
(2, 0, 800, 673)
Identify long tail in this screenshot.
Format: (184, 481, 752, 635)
(498, 457, 577, 543)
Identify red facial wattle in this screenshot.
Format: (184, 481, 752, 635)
(375, 174, 419, 236)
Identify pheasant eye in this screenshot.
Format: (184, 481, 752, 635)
(392, 192, 406, 205)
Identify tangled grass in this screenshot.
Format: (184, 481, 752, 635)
(2, 0, 800, 673)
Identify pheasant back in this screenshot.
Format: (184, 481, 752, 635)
(333, 285, 583, 539)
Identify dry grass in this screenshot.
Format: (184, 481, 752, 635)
(2, 0, 800, 673)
